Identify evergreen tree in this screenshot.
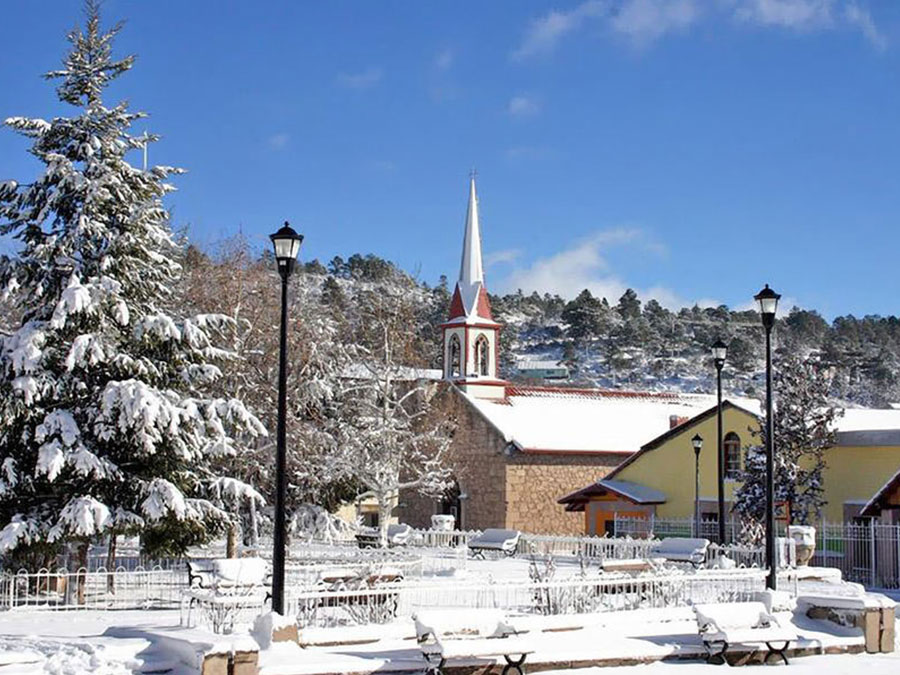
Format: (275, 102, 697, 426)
(0, 3, 264, 562)
(733, 354, 841, 539)
(561, 289, 607, 340)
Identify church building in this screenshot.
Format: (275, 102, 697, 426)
(399, 177, 731, 535)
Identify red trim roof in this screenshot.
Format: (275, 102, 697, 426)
(447, 286, 466, 320)
(504, 385, 688, 401)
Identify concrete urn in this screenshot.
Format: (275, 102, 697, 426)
(787, 525, 816, 566)
(431, 514, 455, 531)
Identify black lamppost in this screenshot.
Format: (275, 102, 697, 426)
(711, 339, 728, 544)
(269, 222, 303, 614)
(691, 434, 703, 538)
(754, 283, 781, 591)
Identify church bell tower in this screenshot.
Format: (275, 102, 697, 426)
(441, 175, 505, 399)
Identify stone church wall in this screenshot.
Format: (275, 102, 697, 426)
(505, 452, 622, 535)
(400, 386, 625, 535)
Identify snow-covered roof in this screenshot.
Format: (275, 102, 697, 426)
(558, 478, 666, 511)
(515, 360, 567, 371)
(860, 466, 900, 516)
(341, 363, 443, 382)
(465, 385, 760, 455)
(834, 408, 900, 446)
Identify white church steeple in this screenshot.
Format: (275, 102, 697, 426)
(457, 175, 485, 316)
(441, 174, 506, 399)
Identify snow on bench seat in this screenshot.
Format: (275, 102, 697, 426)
(467, 529, 520, 558)
(695, 601, 797, 664)
(414, 608, 532, 675)
(648, 537, 709, 567)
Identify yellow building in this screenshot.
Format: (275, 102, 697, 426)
(559, 403, 900, 533)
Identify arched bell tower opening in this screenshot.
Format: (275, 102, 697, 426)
(440, 175, 505, 399)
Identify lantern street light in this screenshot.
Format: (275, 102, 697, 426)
(754, 283, 781, 591)
(711, 339, 728, 544)
(269, 221, 303, 614)
(691, 434, 703, 538)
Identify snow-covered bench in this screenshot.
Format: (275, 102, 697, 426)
(414, 609, 533, 675)
(467, 529, 520, 559)
(694, 602, 796, 665)
(356, 523, 412, 548)
(182, 558, 270, 631)
(649, 537, 710, 568)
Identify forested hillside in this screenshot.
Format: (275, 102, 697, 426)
(263, 247, 900, 408)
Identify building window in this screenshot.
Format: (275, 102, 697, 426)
(475, 335, 490, 376)
(447, 334, 461, 377)
(724, 432, 741, 478)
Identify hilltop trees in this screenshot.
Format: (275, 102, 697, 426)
(0, 3, 264, 565)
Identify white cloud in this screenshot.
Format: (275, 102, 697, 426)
(508, 95, 541, 117)
(512, 0, 886, 55)
(512, 0, 609, 60)
(485, 248, 523, 268)
(610, 0, 701, 45)
(734, 0, 835, 29)
(267, 133, 289, 150)
(337, 67, 384, 90)
(495, 228, 709, 308)
(435, 48, 454, 70)
(845, 2, 887, 50)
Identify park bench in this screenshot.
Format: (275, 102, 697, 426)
(181, 557, 270, 631)
(648, 537, 710, 568)
(467, 528, 520, 559)
(694, 601, 797, 665)
(356, 523, 412, 548)
(413, 608, 533, 675)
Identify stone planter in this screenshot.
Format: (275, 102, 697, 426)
(788, 525, 816, 566)
(431, 514, 455, 531)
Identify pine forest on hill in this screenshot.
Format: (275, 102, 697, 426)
(5, 239, 889, 409)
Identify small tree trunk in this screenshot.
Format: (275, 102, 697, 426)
(106, 533, 117, 594)
(226, 519, 239, 558)
(248, 498, 260, 553)
(378, 495, 391, 549)
(76, 540, 88, 605)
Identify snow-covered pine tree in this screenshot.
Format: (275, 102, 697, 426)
(0, 2, 266, 566)
(733, 353, 841, 540)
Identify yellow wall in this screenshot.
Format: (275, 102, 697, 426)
(614, 406, 759, 519)
(611, 407, 900, 523)
(821, 445, 900, 521)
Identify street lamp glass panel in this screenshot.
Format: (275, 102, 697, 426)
(269, 222, 304, 262)
(711, 339, 727, 363)
(754, 284, 781, 318)
(691, 434, 703, 452)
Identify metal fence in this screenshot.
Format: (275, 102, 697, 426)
(284, 568, 770, 629)
(0, 566, 185, 611)
(615, 515, 900, 589)
(518, 533, 657, 560)
(813, 520, 900, 588)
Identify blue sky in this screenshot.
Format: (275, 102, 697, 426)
(2, 1, 900, 318)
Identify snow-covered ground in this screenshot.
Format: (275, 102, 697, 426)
(542, 652, 900, 675)
(0, 603, 896, 675)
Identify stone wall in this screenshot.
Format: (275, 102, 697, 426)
(505, 452, 622, 535)
(399, 386, 508, 531)
(399, 385, 627, 535)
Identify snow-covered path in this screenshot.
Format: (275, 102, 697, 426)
(543, 651, 900, 674)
